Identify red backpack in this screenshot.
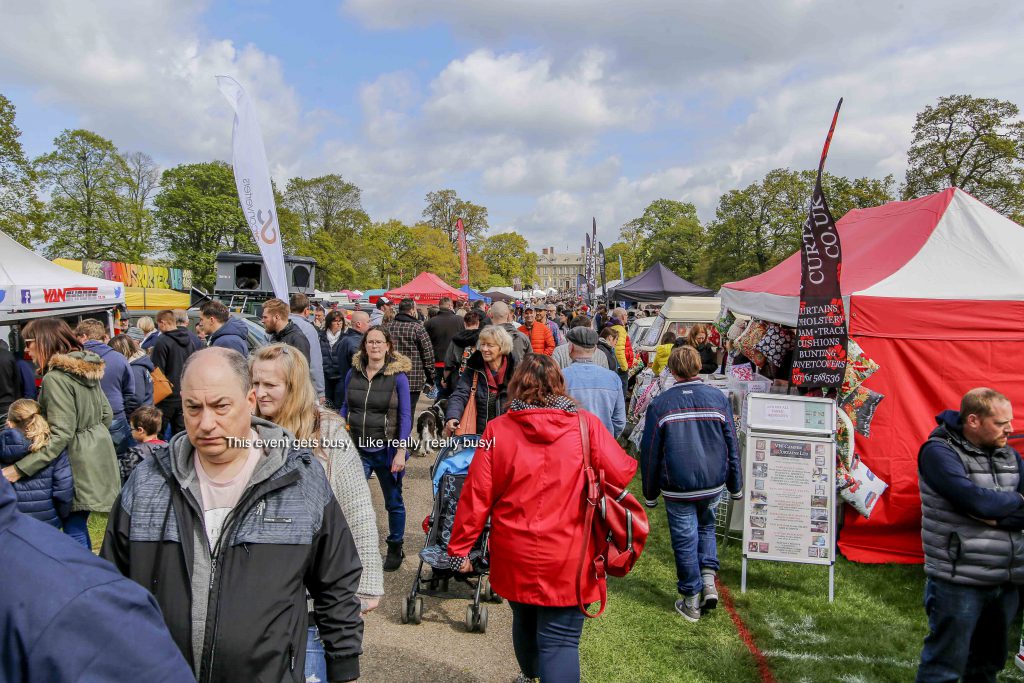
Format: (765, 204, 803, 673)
(575, 414, 649, 617)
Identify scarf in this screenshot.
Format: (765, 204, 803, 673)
(509, 395, 578, 412)
(326, 329, 342, 347)
(484, 356, 508, 393)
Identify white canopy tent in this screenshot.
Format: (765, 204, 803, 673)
(0, 230, 125, 323)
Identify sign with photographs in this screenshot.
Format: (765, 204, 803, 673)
(742, 433, 835, 566)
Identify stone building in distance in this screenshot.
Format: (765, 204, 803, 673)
(535, 247, 586, 292)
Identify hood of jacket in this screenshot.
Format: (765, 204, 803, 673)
(0, 428, 31, 465)
(350, 350, 412, 376)
(930, 409, 986, 454)
(130, 353, 155, 371)
(502, 407, 580, 445)
(82, 340, 116, 361)
(162, 415, 296, 489)
(47, 351, 105, 386)
(162, 327, 194, 348)
(210, 316, 248, 343)
(451, 327, 481, 349)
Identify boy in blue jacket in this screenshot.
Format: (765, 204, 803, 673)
(640, 345, 742, 622)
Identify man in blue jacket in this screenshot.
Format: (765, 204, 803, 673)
(640, 345, 741, 622)
(75, 319, 136, 455)
(199, 300, 250, 356)
(0, 477, 193, 682)
(562, 326, 625, 436)
(916, 388, 1024, 682)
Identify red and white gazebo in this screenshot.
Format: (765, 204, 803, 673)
(721, 188, 1024, 563)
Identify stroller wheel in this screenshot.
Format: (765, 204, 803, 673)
(400, 596, 410, 624)
(478, 605, 489, 634)
(465, 605, 476, 632)
(412, 596, 423, 625)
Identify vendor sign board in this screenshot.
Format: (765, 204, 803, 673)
(746, 393, 834, 436)
(742, 432, 836, 566)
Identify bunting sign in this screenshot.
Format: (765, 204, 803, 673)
(791, 99, 848, 389)
(456, 218, 469, 286)
(216, 75, 289, 300)
(598, 241, 607, 302)
(584, 232, 592, 301)
(589, 218, 598, 299)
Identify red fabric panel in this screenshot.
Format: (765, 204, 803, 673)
(852, 296, 1024, 340)
(837, 324, 1024, 563)
(723, 189, 953, 297)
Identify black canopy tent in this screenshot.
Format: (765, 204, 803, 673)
(609, 262, 712, 302)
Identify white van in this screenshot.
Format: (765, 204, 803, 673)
(637, 296, 722, 363)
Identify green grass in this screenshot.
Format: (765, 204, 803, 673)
(87, 512, 108, 550)
(580, 478, 1024, 682)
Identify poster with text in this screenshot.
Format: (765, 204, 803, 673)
(742, 434, 835, 566)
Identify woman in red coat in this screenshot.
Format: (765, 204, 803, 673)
(448, 354, 636, 683)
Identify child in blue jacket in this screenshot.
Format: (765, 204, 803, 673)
(0, 399, 73, 528)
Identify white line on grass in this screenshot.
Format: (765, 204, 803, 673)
(763, 650, 917, 669)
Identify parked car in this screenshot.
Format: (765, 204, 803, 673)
(636, 296, 723, 365)
(128, 309, 267, 353)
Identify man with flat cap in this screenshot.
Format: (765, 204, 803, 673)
(562, 326, 626, 437)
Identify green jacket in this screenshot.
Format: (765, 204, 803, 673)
(16, 351, 120, 513)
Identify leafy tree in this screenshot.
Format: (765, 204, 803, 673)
(422, 189, 489, 243)
(479, 231, 536, 283)
(621, 199, 707, 282)
(34, 129, 138, 260)
(904, 94, 1024, 223)
(103, 151, 160, 262)
(466, 249, 492, 290)
(153, 161, 253, 290)
(282, 174, 367, 241)
(0, 94, 44, 248)
(403, 224, 459, 283)
(359, 219, 415, 289)
(602, 242, 639, 283)
(702, 168, 895, 289)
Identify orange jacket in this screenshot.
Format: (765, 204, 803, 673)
(519, 323, 555, 355)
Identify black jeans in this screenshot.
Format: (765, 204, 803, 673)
(509, 602, 586, 682)
(916, 577, 1019, 682)
(160, 399, 185, 439)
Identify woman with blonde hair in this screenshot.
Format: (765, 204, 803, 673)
(1, 398, 74, 528)
(2, 318, 119, 549)
(137, 315, 158, 352)
(445, 325, 518, 436)
(249, 342, 383, 682)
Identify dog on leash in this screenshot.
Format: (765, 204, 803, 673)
(414, 399, 447, 457)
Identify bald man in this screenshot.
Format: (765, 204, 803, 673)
(101, 347, 364, 682)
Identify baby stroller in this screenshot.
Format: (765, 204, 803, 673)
(402, 434, 501, 633)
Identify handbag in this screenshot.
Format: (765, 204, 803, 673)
(575, 413, 649, 618)
(455, 375, 478, 436)
(151, 366, 173, 405)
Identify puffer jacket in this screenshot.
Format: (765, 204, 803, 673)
(207, 316, 250, 357)
(611, 323, 634, 371)
(919, 410, 1024, 586)
(0, 428, 73, 526)
(651, 343, 673, 375)
(640, 378, 741, 503)
(447, 405, 636, 605)
(100, 417, 364, 682)
(14, 352, 120, 513)
(342, 352, 413, 450)
(519, 322, 554, 355)
(445, 351, 517, 434)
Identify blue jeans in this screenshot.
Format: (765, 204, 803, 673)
(509, 602, 586, 683)
(109, 416, 133, 456)
(304, 626, 327, 682)
(664, 498, 719, 596)
(360, 448, 406, 542)
(916, 577, 1019, 682)
(64, 510, 92, 550)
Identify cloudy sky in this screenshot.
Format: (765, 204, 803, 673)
(2, 0, 1023, 251)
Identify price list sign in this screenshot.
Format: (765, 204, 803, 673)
(742, 434, 835, 566)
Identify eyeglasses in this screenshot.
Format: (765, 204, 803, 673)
(366, 340, 388, 346)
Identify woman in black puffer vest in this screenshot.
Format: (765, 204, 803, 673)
(342, 325, 413, 571)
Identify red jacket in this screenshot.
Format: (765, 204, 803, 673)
(519, 323, 555, 355)
(448, 407, 636, 606)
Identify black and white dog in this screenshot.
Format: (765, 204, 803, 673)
(414, 399, 447, 457)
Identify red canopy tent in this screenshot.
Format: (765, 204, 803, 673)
(384, 272, 468, 306)
(720, 188, 1024, 563)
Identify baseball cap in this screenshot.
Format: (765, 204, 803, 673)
(376, 296, 392, 309)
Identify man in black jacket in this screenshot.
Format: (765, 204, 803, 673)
(0, 341, 19, 423)
(152, 309, 199, 437)
(262, 298, 311, 362)
(336, 311, 369, 391)
(424, 296, 463, 391)
(101, 347, 363, 683)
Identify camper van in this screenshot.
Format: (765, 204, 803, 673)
(637, 296, 722, 364)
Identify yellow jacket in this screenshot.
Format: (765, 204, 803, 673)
(651, 343, 673, 375)
(611, 323, 630, 371)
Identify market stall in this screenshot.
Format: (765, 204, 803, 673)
(384, 272, 469, 306)
(459, 284, 492, 303)
(719, 188, 1024, 563)
(611, 262, 712, 302)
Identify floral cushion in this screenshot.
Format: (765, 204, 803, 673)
(736, 320, 768, 368)
(839, 456, 888, 518)
(715, 308, 736, 338)
(841, 386, 885, 437)
(756, 323, 795, 367)
(841, 338, 880, 397)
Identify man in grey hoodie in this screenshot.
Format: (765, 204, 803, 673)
(289, 293, 326, 402)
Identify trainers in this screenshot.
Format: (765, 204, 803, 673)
(701, 573, 718, 611)
(674, 594, 701, 622)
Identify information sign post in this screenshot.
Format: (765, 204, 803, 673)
(741, 393, 838, 602)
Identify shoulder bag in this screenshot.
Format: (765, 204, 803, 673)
(455, 375, 479, 436)
(575, 413, 649, 617)
(151, 366, 173, 405)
